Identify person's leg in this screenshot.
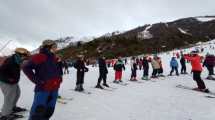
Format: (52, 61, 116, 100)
(170, 67, 174, 75)
(97, 73, 102, 85)
(119, 71, 123, 81)
(175, 67, 179, 75)
(29, 91, 49, 120)
(0, 83, 18, 116)
(45, 90, 58, 119)
(193, 71, 206, 89)
(12, 84, 21, 108)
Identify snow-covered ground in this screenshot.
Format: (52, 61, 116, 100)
(0, 40, 215, 120)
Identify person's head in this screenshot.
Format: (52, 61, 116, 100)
(41, 39, 58, 53)
(77, 54, 84, 60)
(190, 51, 198, 57)
(171, 57, 176, 60)
(15, 48, 30, 61)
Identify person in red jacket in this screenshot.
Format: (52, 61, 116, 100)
(184, 51, 208, 92)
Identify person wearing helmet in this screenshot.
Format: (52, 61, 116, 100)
(23, 40, 62, 120)
(184, 51, 208, 92)
(0, 48, 29, 120)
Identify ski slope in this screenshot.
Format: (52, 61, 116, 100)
(0, 41, 215, 120)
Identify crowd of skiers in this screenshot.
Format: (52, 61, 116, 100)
(0, 39, 215, 120)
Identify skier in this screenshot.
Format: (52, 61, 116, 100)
(184, 51, 208, 92)
(151, 55, 160, 78)
(95, 56, 109, 89)
(73, 55, 89, 91)
(169, 57, 179, 76)
(63, 61, 69, 74)
(142, 56, 149, 80)
(113, 56, 125, 83)
(0, 48, 29, 120)
(180, 55, 187, 74)
(157, 57, 164, 77)
(203, 54, 215, 79)
(130, 57, 138, 81)
(23, 40, 62, 120)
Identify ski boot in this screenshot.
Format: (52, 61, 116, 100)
(103, 83, 109, 87)
(12, 106, 27, 113)
(95, 84, 104, 89)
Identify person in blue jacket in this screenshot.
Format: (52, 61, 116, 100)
(169, 57, 179, 76)
(23, 40, 62, 120)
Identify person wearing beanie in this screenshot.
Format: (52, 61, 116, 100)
(0, 47, 29, 120)
(23, 39, 62, 120)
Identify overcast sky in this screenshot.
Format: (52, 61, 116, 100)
(0, 0, 214, 50)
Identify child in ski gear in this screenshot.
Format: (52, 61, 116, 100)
(184, 51, 207, 91)
(113, 57, 125, 83)
(151, 56, 160, 78)
(157, 57, 164, 76)
(142, 56, 149, 80)
(95, 56, 109, 89)
(0, 48, 29, 120)
(203, 54, 215, 79)
(169, 57, 179, 76)
(23, 40, 62, 120)
(73, 55, 89, 91)
(180, 55, 187, 74)
(130, 57, 138, 81)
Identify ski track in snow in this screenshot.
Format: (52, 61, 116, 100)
(0, 40, 215, 120)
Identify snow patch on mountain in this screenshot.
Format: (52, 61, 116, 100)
(196, 16, 215, 22)
(178, 28, 192, 36)
(138, 25, 153, 39)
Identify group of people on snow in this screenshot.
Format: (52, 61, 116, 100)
(0, 39, 215, 120)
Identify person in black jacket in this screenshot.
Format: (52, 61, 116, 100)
(180, 55, 187, 74)
(0, 48, 29, 120)
(95, 56, 109, 89)
(142, 56, 149, 80)
(74, 55, 88, 91)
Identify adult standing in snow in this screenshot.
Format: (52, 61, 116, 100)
(142, 56, 149, 80)
(130, 57, 138, 81)
(151, 55, 160, 78)
(180, 55, 187, 74)
(169, 57, 179, 76)
(23, 40, 62, 120)
(0, 48, 30, 120)
(184, 51, 208, 91)
(157, 57, 164, 77)
(73, 55, 89, 91)
(95, 56, 109, 89)
(113, 56, 125, 83)
(203, 54, 215, 79)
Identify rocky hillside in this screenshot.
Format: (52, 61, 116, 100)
(60, 16, 215, 59)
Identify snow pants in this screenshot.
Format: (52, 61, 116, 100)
(170, 67, 179, 75)
(97, 72, 107, 85)
(0, 82, 20, 116)
(115, 71, 122, 81)
(143, 67, 149, 77)
(206, 65, 214, 76)
(193, 71, 206, 89)
(29, 90, 58, 120)
(131, 69, 137, 78)
(76, 71, 85, 85)
(181, 65, 187, 74)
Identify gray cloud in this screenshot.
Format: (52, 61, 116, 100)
(0, 0, 214, 49)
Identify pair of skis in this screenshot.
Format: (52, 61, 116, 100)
(57, 97, 74, 104)
(176, 84, 215, 98)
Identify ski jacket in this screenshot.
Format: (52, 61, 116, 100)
(114, 60, 125, 71)
(180, 57, 186, 66)
(0, 54, 22, 84)
(98, 57, 108, 74)
(151, 59, 160, 69)
(74, 59, 89, 73)
(23, 48, 62, 92)
(170, 58, 178, 68)
(203, 55, 215, 67)
(142, 58, 149, 69)
(184, 54, 202, 72)
(130, 59, 137, 70)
